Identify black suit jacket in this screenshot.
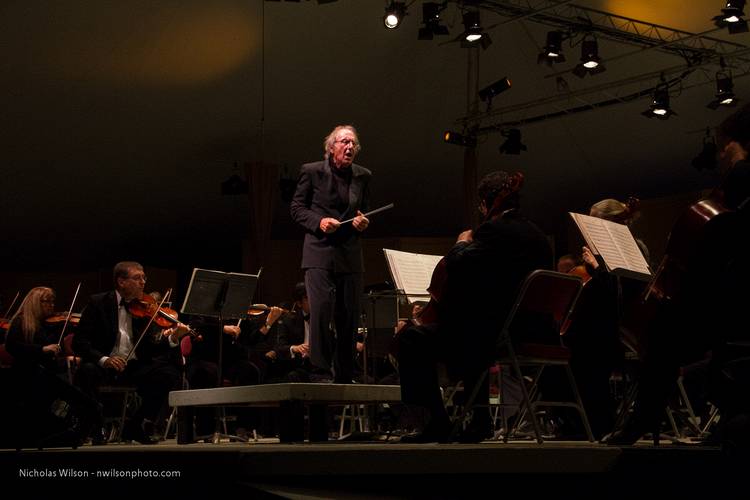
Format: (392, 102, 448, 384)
(290, 160, 371, 272)
(442, 210, 554, 369)
(274, 309, 306, 361)
(73, 291, 172, 364)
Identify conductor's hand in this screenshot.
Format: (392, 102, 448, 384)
(352, 211, 369, 232)
(104, 355, 127, 373)
(320, 217, 340, 234)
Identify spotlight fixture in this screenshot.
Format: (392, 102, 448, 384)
(572, 39, 606, 78)
(641, 83, 676, 120)
(499, 129, 527, 155)
(692, 128, 718, 171)
(384, 1, 406, 29)
(713, 0, 749, 33)
(478, 77, 512, 103)
(538, 31, 566, 65)
(460, 11, 492, 50)
(708, 71, 738, 109)
(418, 2, 449, 40)
(443, 130, 477, 148)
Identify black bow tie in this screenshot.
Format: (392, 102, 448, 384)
(120, 298, 128, 308)
(303, 314, 310, 322)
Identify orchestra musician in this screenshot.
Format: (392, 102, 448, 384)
(606, 104, 750, 448)
(266, 282, 313, 383)
(290, 124, 371, 384)
(185, 306, 284, 440)
(396, 170, 553, 443)
(562, 198, 645, 440)
(73, 261, 190, 444)
(4, 287, 98, 447)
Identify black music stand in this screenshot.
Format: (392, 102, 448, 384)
(181, 268, 258, 443)
(360, 290, 399, 384)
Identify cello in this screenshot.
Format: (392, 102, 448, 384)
(621, 191, 732, 357)
(418, 172, 525, 326)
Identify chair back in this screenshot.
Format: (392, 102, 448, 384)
(62, 333, 76, 357)
(500, 270, 584, 342)
(180, 335, 192, 358)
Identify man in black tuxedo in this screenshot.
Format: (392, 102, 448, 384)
(267, 282, 313, 382)
(73, 261, 190, 444)
(291, 125, 371, 384)
(396, 171, 553, 442)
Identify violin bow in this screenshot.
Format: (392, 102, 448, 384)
(2, 291, 20, 319)
(56, 282, 82, 346)
(125, 288, 172, 362)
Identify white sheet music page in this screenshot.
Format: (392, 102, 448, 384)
(383, 249, 442, 302)
(569, 213, 651, 281)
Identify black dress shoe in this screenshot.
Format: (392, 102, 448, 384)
(399, 418, 452, 444)
(399, 429, 449, 444)
(601, 421, 646, 446)
(122, 419, 159, 445)
(91, 427, 108, 446)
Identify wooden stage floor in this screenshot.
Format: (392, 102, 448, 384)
(1, 437, 735, 496)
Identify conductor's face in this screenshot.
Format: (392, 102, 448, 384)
(330, 130, 359, 168)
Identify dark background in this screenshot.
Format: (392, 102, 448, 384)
(1, 0, 746, 307)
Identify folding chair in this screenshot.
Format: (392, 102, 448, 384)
(453, 270, 594, 443)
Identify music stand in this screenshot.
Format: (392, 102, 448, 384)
(181, 268, 259, 443)
(360, 290, 399, 383)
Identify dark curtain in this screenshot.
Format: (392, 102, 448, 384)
(245, 161, 279, 299)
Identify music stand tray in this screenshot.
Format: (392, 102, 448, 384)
(180, 268, 260, 443)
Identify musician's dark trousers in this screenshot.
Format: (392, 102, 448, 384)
(75, 359, 180, 425)
(305, 268, 361, 384)
(398, 323, 490, 435)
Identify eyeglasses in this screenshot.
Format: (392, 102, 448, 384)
(335, 139, 359, 147)
(127, 274, 147, 282)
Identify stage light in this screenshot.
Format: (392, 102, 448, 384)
(384, 1, 406, 29)
(499, 129, 527, 155)
(713, 0, 749, 33)
(708, 71, 738, 109)
(418, 2, 449, 40)
(460, 11, 492, 50)
(572, 39, 606, 78)
(538, 31, 566, 65)
(642, 84, 676, 120)
(478, 77, 512, 103)
(444, 130, 477, 148)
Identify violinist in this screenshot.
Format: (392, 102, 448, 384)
(607, 104, 750, 447)
(73, 261, 189, 445)
(396, 170, 553, 443)
(267, 282, 314, 383)
(4, 287, 98, 447)
(184, 302, 285, 439)
(562, 198, 645, 440)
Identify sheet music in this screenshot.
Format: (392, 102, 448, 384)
(383, 248, 442, 302)
(569, 213, 651, 281)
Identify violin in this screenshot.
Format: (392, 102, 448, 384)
(568, 265, 592, 284)
(46, 312, 81, 325)
(126, 294, 201, 340)
(247, 304, 289, 316)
